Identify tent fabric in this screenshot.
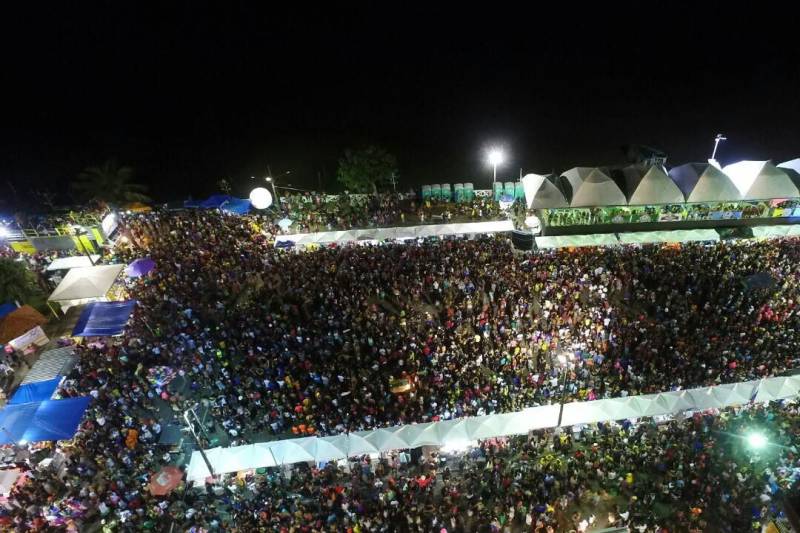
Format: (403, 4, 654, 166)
(46, 256, 101, 271)
(535, 234, 619, 249)
(72, 300, 136, 337)
(184, 195, 232, 209)
(521, 174, 569, 209)
(275, 220, 514, 246)
(0, 303, 15, 320)
(751, 225, 800, 238)
(778, 158, 800, 173)
(669, 163, 741, 202)
(569, 168, 627, 207)
(617, 229, 719, 244)
(48, 264, 125, 303)
(0, 396, 91, 445)
(723, 161, 800, 200)
(126, 258, 155, 278)
(21, 347, 76, 385)
(558, 167, 593, 201)
(0, 305, 47, 344)
(220, 197, 251, 215)
(7, 377, 61, 405)
(186, 374, 800, 482)
(625, 166, 685, 205)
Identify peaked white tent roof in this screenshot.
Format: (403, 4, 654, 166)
(751, 224, 800, 238)
(617, 229, 719, 244)
(778, 158, 800, 173)
(46, 255, 101, 271)
(625, 166, 685, 205)
(521, 173, 569, 208)
(48, 264, 124, 303)
(723, 160, 799, 200)
(569, 168, 627, 207)
(668, 163, 741, 202)
(535, 234, 619, 248)
(558, 167, 593, 201)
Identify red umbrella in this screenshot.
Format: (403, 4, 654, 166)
(149, 466, 183, 496)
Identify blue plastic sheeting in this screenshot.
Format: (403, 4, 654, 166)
(0, 303, 15, 320)
(72, 300, 136, 337)
(8, 378, 61, 405)
(220, 197, 251, 215)
(184, 195, 232, 209)
(0, 396, 92, 445)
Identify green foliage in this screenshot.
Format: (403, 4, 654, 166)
(0, 258, 46, 309)
(72, 160, 151, 206)
(336, 146, 398, 194)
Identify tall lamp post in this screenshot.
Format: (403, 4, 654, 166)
(487, 149, 505, 190)
(556, 352, 574, 427)
(73, 227, 96, 265)
(184, 407, 215, 480)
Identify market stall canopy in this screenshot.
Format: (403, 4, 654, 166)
(617, 229, 720, 244)
(0, 305, 47, 344)
(0, 396, 91, 445)
(778, 158, 800, 173)
(624, 166, 684, 205)
(184, 194, 232, 209)
(723, 160, 799, 200)
(46, 255, 101, 271)
(125, 257, 155, 278)
(48, 264, 125, 304)
(569, 168, 627, 207)
(21, 346, 75, 385)
(521, 173, 569, 208)
(557, 167, 593, 201)
(72, 300, 136, 337)
(7, 377, 61, 405)
(751, 224, 800, 238)
(220, 197, 251, 215)
(0, 303, 15, 320)
(668, 163, 741, 202)
(535, 233, 620, 249)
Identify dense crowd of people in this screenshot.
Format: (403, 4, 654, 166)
(276, 193, 503, 233)
(1, 208, 800, 530)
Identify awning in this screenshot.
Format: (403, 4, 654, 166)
(46, 255, 101, 271)
(751, 224, 800, 238)
(21, 347, 76, 385)
(0, 396, 92, 445)
(535, 234, 619, 249)
(0, 305, 48, 344)
(72, 300, 136, 337)
(7, 377, 61, 405)
(125, 258, 155, 278)
(617, 229, 719, 244)
(48, 264, 125, 304)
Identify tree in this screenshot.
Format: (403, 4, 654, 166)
(0, 258, 46, 308)
(336, 146, 398, 194)
(72, 160, 151, 206)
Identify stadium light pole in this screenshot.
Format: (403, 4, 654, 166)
(487, 149, 505, 189)
(711, 133, 727, 161)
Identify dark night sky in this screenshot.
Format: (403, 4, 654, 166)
(2, 3, 800, 205)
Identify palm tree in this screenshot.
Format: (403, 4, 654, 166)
(72, 160, 151, 206)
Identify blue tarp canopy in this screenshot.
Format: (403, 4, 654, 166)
(220, 197, 251, 215)
(72, 300, 136, 337)
(0, 396, 92, 445)
(0, 303, 15, 320)
(8, 377, 61, 405)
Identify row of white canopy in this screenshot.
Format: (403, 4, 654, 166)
(186, 373, 800, 482)
(522, 159, 800, 208)
(274, 220, 514, 246)
(534, 229, 720, 249)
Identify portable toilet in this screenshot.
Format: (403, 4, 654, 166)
(441, 183, 452, 201)
(431, 184, 442, 200)
(493, 182, 504, 201)
(421, 185, 431, 200)
(464, 183, 475, 201)
(454, 183, 464, 203)
(514, 181, 526, 200)
(504, 182, 516, 199)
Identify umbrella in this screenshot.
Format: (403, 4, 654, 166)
(277, 218, 293, 231)
(149, 466, 183, 496)
(126, 258, 156, 278)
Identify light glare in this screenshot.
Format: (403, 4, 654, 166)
(747, 432, 767, 450)
(487, 149, 505, 166)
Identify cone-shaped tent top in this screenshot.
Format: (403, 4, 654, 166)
(778, 159, 800, 191)
(625, 165, 684, 205)
(569, 168, 626, 207)
(521, 173, 569, 208)
(778, 158, 800, 173)
(723, 160, 799, 200)
(669, 163, 741, 202)
(557, 167, 593, 202)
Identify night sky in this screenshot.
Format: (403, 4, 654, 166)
(2, 4, 800, 205)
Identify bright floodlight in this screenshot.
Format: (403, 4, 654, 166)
(249, 187, 273, 209)
(487, 149, 505, 167)
(747, 432, 767, 450)
(0, 226, 8, 238)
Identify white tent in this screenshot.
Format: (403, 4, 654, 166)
(46, 255, 101, 271)
(617, 229, 720, 244)
(535, 234, 619, 249)
(751, 225, 800, 238)
(521, 173, 569, 209)
(625, 166, 684, 205)
(275, 220, 514, 246)
(558, 167, 593, 201)
(723, 160, 799, 200)
(668, 163, 741, 202)
(48, 264, 125, 311)
(778, 158, 800, 173)
(569, 168, 627, 207)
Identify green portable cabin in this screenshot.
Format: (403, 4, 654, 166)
(493, 182, 504, 201)
(431, 184, 442, 200)
(504, 182, 516, 199)
(441, 183, 452, 201)
(464, 183, 475, 201)
(515, 181, 525, 200)
(454, 183, 464, 203)
(421, 185, 432, 200)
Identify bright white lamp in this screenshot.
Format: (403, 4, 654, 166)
(249, 187, 273, 209)
(746, 432, 767, 450)
(487, 148, 505, 189)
